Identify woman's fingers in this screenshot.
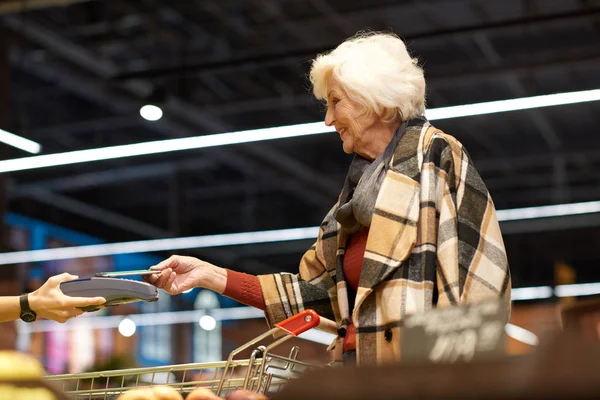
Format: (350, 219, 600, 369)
(144, 264, 173, 285)
(145, 256, 178, 285)
(153, 268, 173, 288)
(163, 271, 178, 294)
(150, 256, 177, 271)
(143, 273, 159, 284)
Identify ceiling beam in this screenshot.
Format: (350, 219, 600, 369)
(200, 50, 600, 116)
(233, 239, 316, 258)
(165, 101, 339, 197)
(485, 170, 600, 192)
(10, 55, 332, 209)
(110, 6, 600, 80)
(10, 158, 215, 193)
(11, 188, 285, 274)
(475, 149, 600, 174)
(30, 116, 138, 140)
(9, 49, 133, 114)
(469, 31, 568, 202)
(0, 0, 92, 15)
(4, 15, 337, 207)
(108, 181, 281, 208)
(11, 45, 600, 121)
(16, 187, 168, 238)
(493, 185, 600, 205)
(500, 213, 600, 235)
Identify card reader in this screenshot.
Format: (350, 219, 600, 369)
(61, 277, 159, 312)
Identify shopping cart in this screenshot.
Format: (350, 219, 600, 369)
(45, 310, 338, 399)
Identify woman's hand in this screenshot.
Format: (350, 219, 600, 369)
(144, 255, 227, 295)
(28, 273, 106, 323)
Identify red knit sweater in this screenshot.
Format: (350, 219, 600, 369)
(223, 228, 369, 351)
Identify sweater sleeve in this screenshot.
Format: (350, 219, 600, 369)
(222, 269, 266, 310)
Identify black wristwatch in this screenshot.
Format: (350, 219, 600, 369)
(19, 294, 37, 323)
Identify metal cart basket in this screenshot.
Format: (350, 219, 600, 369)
(45, 310, 337, 399)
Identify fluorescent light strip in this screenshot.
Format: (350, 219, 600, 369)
(0, 122, 333, 174)
(298, 329, 337, 345)
(425, 89, 600, 120)
(16, 304, 536, 347)
(16, 305, 336, 345)
(504, 323, 539, 346)
(0, 128, 41, 154)
(496, 200, 600, 221)
(510, 286, 553, 301)
(0, 226, 319, 265)
(511, 283, 600, 300)
(2, 198, 600, 265)
(555, 282, 600, 297)
(17, 306, 264, 333)
(0, 89, 599, 173)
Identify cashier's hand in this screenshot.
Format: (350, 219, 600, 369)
(145, 255, 227, 295)
(28, 273, 106, 323)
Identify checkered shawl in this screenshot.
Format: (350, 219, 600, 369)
(258, 118, 511, 365)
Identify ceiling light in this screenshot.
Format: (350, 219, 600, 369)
(0, 88, 598, 174)
(118, 317, 136, 337)
(198, 315, 217, 331)
(0, 127, 41, 154)
(139, 105, 163, 121)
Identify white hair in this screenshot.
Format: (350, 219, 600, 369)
(310, 32, 426, 122)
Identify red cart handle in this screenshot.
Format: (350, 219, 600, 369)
(275, 309, 324, 336)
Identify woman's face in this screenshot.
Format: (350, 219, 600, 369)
(324, 76, 381, 156)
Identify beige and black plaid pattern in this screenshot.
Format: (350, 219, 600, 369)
(258, 118, 511, 365)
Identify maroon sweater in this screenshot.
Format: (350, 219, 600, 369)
(223, 228, 370, 351)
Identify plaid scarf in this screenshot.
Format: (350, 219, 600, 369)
(335, 121, 408, 233)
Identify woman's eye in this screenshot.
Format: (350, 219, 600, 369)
(332, 98, 340, 105)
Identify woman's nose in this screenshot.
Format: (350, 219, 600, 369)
(325, 107, 335, 126)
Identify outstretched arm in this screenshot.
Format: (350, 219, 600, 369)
(145, 255, 227, 295)
(0, 273, 106, 323)
(0, 296, 21, 323)
(146, 245, 337, 323)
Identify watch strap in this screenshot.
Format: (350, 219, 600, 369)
(19, 294, 37, 322)
(20, 294, 32, 312)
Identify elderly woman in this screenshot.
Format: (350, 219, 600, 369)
(146, 32, 511, 365)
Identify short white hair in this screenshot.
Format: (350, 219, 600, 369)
(310, 32, 426, 122)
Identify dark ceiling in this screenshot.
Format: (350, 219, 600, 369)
(1, 0, 600, 289)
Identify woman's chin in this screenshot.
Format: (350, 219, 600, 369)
(341, 142, 354, 154)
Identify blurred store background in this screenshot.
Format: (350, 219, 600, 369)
(0, 0, 598, 376)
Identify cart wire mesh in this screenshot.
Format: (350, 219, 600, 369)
(45, 310, 335, 399)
